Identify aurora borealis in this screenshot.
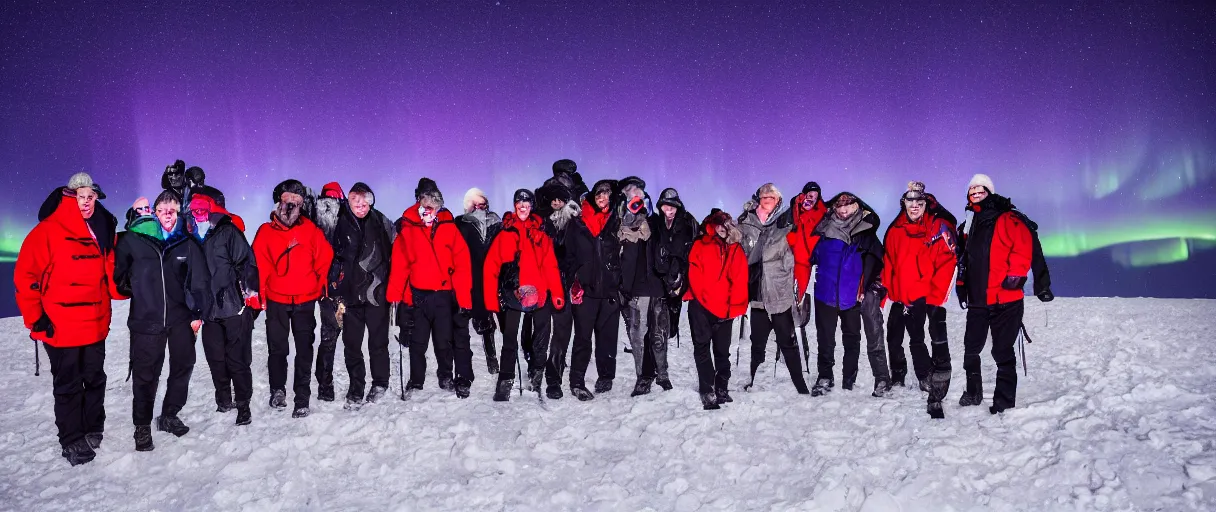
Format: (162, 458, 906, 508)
(2, 2, 1214, 298)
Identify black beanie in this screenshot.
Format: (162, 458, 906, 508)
(186, 166, 206, 187)
(513, 188, 535, 206)
(552, 159, 577, 176)
(415, 177, 439, 201)
(802, 181, 821, 194)
(273, 179, 308, 204)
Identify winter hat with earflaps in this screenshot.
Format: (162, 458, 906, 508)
(656, 188, 685, 211)
(513, 188, 535, 206)
(320, 182, 344, 200)
(415, 177, 440, 201)
(552, 159, 577, 176)
(801, 181, 821, 194)
(67, 172, 94, 191)
(967, 174, 995, 197)
(348, 182, 376, 206)
(272, 179, 308, 204)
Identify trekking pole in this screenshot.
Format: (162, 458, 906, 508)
(33, 341, 40, 376)
(1018, 323, 1034, 376)
(397, 337, 406, 400)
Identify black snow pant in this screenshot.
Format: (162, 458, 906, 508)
(887, 300, 949, 385)
(570, 296, 621, 389)
(451, 309, 477, 384)
(498, 306, 553, 383)
(201, 309, 254, 407)
(315, 297, 342, 394)
(666, 297, 683, 342)
(545, 303, 574, 389)
(625, 296, 671, 383)
(343, 303, 391, 398)
(688, 300, 733, 395)
(964, 299, 1024, 411)
(409, 290, 465, 387)
(43, 340, 106, 447)
(748, 308, 809, 392)
(266, 300, 317, 408)
(469, 311, 498, 372)
(814, 300, 863, 385)
(859, 286, 891, 382)
(131, 323, 196, 426)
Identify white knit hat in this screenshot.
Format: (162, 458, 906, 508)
(968, 173, 995, 195)
(67, 172, 94, 191)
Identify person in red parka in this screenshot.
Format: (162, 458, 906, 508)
(684, 209, 748, 410)
(251, 179, 334, 418)
(956, 174, 1033, 414)
(483, 189, 565, 401)
(882, 188, 957, 418)
(387, 183, 474, 398)
(15, 172, 118, 466)
(786, 181, 827, 368)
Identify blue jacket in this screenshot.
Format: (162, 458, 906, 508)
(813, 237, 865, 309)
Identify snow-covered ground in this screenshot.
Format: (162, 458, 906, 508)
(2, 298, 1215, 511)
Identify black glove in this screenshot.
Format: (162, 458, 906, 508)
(32, 313, 55, 338)
(458, 307, 472, 318)
(1037, 289, 1055, 302)
(1001, 275, 1028, 291)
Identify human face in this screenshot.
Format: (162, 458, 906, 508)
(515, 201, 532, 221)
(594, 192, 610, 211)
(155, 201, 179, 231)
(834, 197, 859, 219)
(470, 197, 488, 211)
(801, 191, 819, 211)
(758, 195, 778, 213)
(551, 198, 566, 212)
(75, 187, 97, 219)
(661, 205, 677, 220)
(905, 198, 926, 222)
(164, 167, 185, 189)
(133, 197, 151, 216)
(276, 192, 303, 225)
(349, 193, 371, 219)
(419, 205, 437, 225)
(968, 185, 989, 204)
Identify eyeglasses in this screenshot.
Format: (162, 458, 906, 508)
(904, 199, 927, 207)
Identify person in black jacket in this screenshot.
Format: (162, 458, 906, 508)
(566, 179, 623, 399)
(537, 181, 580, 399)
(189, 193, 259, 426)
(455, 187, 503, 375)
(329, 182, 395, 407)
(313, 181, 346, 402)
(552, 159, 590, 203)
(614, 177, 672, 397)
(114, 190, 211, 452)
(162, 159, 191, 205)
(650, 188, 698, 346)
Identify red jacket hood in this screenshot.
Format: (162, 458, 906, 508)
(400, 203, 455, 228)
(581, 199, 610, 236)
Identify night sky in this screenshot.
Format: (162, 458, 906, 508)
(2, 1, 1214, 292)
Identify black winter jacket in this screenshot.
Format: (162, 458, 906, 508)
(115, 218, 211, 335)
(194, 214, 258, 320)
(649, 210, 698, 298)
(331, 207, 395, 307)
(455, 210, 502, 318)
(619, 215, 664, 299)
(566, 213, 622, 300)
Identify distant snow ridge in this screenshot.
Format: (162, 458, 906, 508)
(1, 298, 1214, 510)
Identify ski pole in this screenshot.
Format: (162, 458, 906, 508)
(34, 341, 40, 377)
(397, 337, 406, 400)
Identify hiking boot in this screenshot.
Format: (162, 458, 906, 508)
(62, 438, 96, 466)
(891, 374, 906, 388)
(546, 386, 563, 400)
(216, 401, 236, 413)
(317, 385, 336, 402)
(528, 371, 543, 394)
(959, 392, 983, 407)
(455, 379, 471, 399)
(594, 379, 613, 394)
(655, 377, 673, 391)
(134, 426, 154, 452)
(235, 402, 252, 426)
(841, 378, 855, 391)
(928, 401, 945, 419)
(486, 357, 499, 375)
(438, 376, 456, 391)
(493, 380, 513, 402)
(85, 431, 103, 450)
(811, 378, 834, 397)
(919, 380, 930, 393)
(269, 389, 287, 409)
(701, 392, 721, 410)
(630, 378, 653, 397)
(571, 386, 595, 401)
(365, 385, 388, 404)
(156, 414, 190, 437)
(291, 406, 310, 418)
(715, 388, 733, 404)
(990, 405, 1011, 415)
(344, 395, 364, 410)
(872, 379, 892, 398)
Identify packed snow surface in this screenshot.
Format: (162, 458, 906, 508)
(2, 298, 1215, 511)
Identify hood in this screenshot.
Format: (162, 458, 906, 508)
(502, 211, 543, 232)
(127, 215, 164, 240)
(463, 187, 489, 214)
(348, 182, 375, 206)
(655, 187, 685, 212)
(321, 181, 345, 200)
(699, 209, 742, 245)
(549, 199, 582, 232)
(400, 202, 455, 228)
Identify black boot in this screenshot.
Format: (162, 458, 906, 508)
(365, 385, 388, 404)
(156, 413, 190, 437)
(571, 386, 595, 401)
(438, 375, 456, 391)
(928, 401, 945, 419)
(216, 387, 235, 412)
(269, 389, 287, 409)
(483, 334, 499, 375)
(811, 378, 834, 397)
(134, 425, 154, 452)
(715, 388, 733, 404)
(655, 377, 673, 391)
(701, 392, 721, 410)
(235, 402, 252, 426)
(85, 432, 104, 450)
(61, 438, 96, 466)
(594, 379, 613, 394)
(493, 380, 513, 402)
(630, 378, 653, 397)
(455, 379, 471, 399)
(546, 386, 563, 400)
(528, 371, 543, 394)
(317, 385, 336, 402)
(872, 379, 892, 398)
(292, 406, 310, 418)
(959, 375, 983, 406)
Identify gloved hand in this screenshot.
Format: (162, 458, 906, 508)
(552, 296, 565, 310)
(32, 313, 55, 338)
(570, 284, 585, 305)
(244, 293, 263, 311)
(458, 307, 472, 317)
(1037, 289, 1055, 302)
(1001, 275, 1028, 291)
(191, 319, 203, 333)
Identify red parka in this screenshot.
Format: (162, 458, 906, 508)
(786, 193, 827, 298)
(14, 195, 117, 347)
(961, 201, 1034, 306)
(882, 212, 957, 307)
(685, 226, 749, 320)
(483, 213, 563, 313)
(387, 205, 473, 309)
(251, 214, 333, 305)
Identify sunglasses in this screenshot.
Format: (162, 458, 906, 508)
(471, 202, 487, 210)
(135, 206, 152, 214)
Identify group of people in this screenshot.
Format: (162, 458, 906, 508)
(15, 158, 1053, 467)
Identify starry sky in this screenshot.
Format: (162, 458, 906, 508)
(2, 1, 1214, 278)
